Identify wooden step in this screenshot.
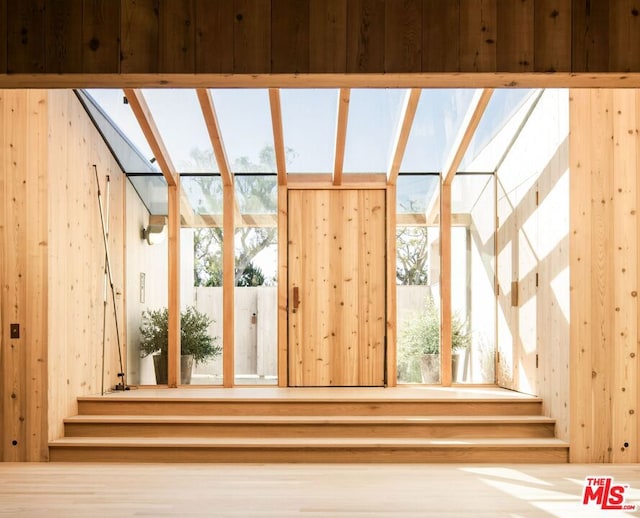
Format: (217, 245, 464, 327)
(63, 414, 556, 439)
(76, 397, 544, 417)
(48, 437, 569, 463)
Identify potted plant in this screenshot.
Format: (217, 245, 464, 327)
(398, 297, 471, 384)
(139, 306, 221, 384)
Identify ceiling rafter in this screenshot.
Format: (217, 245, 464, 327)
(268, 89, 287, 186)
(196, 88, 234, 187)
(442, 88, 494, 186)
(387, 89, 422, 185)
(123, 88, 178, 187)
(333, 88, 351, 186)
(124, 88, 197, 226)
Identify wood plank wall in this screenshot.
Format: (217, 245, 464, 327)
(496, 90, 570, 441)
(0, 1, 638, 75)
(0, 90, 49, 461)
(570, 89, 640, 463)
(0, 90, 124, 460)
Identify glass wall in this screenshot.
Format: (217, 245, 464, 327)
(234, 176, 278, 385)
(451, 174, 496, 383)
(396, 175, 441, 384)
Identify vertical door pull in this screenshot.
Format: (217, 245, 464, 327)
(292, 286, 300, 313)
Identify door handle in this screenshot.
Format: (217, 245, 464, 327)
(292, 286, 300, 313)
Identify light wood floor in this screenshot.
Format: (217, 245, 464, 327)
(1, 463, 639, 516)
(98, 385, 536, 400)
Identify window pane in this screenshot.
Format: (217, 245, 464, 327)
(344, 89, 408, 173)
(451, 174, 496, 384)
(210, 89, 275, 173)
(396, 175, 441, 384)
(143, 89, 217, 173)
(281, 89, 338, 173)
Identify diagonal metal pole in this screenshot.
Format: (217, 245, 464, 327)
(93, 165, 127, 390)
(100, 175, 110, 395)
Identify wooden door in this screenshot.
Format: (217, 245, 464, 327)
(288, 190, 386, 387)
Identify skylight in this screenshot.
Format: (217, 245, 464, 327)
(80, 87, 540, 217)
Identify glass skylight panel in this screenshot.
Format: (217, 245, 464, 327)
(460, 89, 536, 172)
(181, 176, 223, 215)
(143, 89, 217, 174)
(401, 89, 477, 173)
(396, 175, 439, 215)
(235, 176, 277, 215)
(209, 89, 275, 173)
(84, 89, 158, 172)
(344, 89, 408, 173)
(280, 89, 338, 173)
(128, 175, 168, 215)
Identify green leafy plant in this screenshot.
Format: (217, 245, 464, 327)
(139, 306, 221, 365)
(398, 297, 471, 360)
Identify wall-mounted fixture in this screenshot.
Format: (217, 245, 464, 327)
(141, 215, 167, 245)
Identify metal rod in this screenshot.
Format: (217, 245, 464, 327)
(93, 165, 127, 390)
(100, 175, 111, 395)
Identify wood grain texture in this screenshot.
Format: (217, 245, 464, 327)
(571, 0, 609, 72)
(386, 185, 397, 386)
(459, 0, 497, 72)
(167, 182, 181, 387)
(422, 0, 459, 72)
(332, 88, 350, 186)
(7, 0, 45, 73)
(611, 90, 638, 462)
(0, 0, 6, 73)
(309, 0, 347, 72)
(120, 0, 159, 73)
(82, 0, 121, 73)
(347, 0, 385, 73)
(609, 0, 640, 73)
(569, 89, 640, 462)
(440, 182, 452, 386)
(158, 0, 195, 73)
(271, 0, 309, 73)
(534, 0, 571, 72)
(46, 90, 125, 446)
(233, 0, 271, 73)
(496, 0, 533, 72)
(277, 185, 288, 386)
(288, 190, 386, 386)
(45, 0, 83, 73)
(194, 0, 234, 73)
(384, 0, 422, 73)
(568, 90, 592, 462)
(223, 183, 235, 387)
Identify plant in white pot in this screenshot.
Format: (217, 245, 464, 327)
(398, 297, 471, 384)
(139, 306, 221, 384)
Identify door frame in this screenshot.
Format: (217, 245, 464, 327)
(277, 183, 397, 387)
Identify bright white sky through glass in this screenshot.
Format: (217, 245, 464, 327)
(344, 89, 408, 173)
(86, 89, 158, 171)
(401, 89, 476, 173)
(281, 89, 338, 173)
(211, 89, 275, 172)
(143, 89, 217, 173)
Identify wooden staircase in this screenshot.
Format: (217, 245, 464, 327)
(49, 389, 569, 463)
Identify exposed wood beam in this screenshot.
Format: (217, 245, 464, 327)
(167, 182, 181, 387)
(123, 88, 178, 187)
(223, 183, 235, 387)
(440, 182, 452, 387)
(8, 72, 640, 89)
(442, 89, 494, 186)
(333, 88, 350, 186)
(196, 88, 233, 187)
(268, 89, 287, 186)
(387, 89, 421, 185)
